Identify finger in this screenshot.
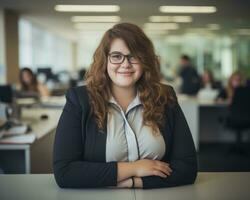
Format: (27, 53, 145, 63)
(157, 162, 173, 173)
(154, 166, 171, 176)
(153, 170, 167, 178)
(155, 161, 170, 168)
(163, 164, 173, 173)
(156, 164, 173, 175)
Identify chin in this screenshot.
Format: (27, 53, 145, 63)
(115, 82, 135, 88)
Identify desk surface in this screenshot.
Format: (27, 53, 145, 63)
(21, 108, 62, 140)
(135, 172, 250, 200)
(0, 108, 61, 145)
(0, 174, 135, 200)
(0, 172, 249, 200)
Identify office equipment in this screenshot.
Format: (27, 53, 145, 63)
(0, 85, 13, 103)
(40, 114, 48, 120)
(37, 67, 53, 80)
(197, 88, 219, 102)
(0, 123, 29, 137)
(0, 134, 35, 144)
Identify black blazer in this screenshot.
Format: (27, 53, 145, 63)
(53, 85, 197, 189)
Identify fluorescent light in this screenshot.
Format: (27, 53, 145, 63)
(55, 5, 120, 12)
(74, 23, 116, 30)
(149, 16, 192, 23)
(207, 24, 220, 30)
(144, 23, 179, 30)
(71, 16, 121, 22)
(159, 6, 217, 13)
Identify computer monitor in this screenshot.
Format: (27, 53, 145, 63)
(0, 85, 13, 103)
(37, 67, 53, 80)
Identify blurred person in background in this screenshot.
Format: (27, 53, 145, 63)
(217, 71, 245, 103)
(19, 67, 50, 97)
(178, 55, 200, 95)
(200, 69, 221, 90)
(197, 69, 222, 102)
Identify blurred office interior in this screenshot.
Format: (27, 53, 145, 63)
(0, 0, 250, 174)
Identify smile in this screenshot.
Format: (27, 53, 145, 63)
(117, 72, 134, 75)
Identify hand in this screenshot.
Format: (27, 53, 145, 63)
(132, 159, 172, 178)
(117, 178, 133, 188)
(133, 177, 143, 188)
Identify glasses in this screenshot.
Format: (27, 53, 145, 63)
(108, 52, 139, 64)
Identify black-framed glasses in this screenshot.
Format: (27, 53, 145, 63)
(108, 52, 139, 64)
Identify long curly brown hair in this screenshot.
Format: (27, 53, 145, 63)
(85, 23, 175, 134)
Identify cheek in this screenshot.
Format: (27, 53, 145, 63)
(107, 63, 118, 78)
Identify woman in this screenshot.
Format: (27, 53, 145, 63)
(53, 23, 197, 189)
(200, 69, 221, 90)
(217, 71, 244, 103)
(19, 67, 50, 97)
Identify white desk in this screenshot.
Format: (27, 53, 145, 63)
(0, 174, 135, 200)
(40, 96, 66, 109)
(0, 173, 249, 200)
(0, 108, 61, 173)
(135, 172, 250, 200)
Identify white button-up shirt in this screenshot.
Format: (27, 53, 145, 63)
(106, 93, 166, 162)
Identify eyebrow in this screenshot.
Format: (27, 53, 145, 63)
(109, 51, 132, 56)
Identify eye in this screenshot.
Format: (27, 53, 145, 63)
(111, 53, 123, 60)
(128, 55, 139, 63)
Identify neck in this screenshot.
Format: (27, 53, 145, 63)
(111, 85, 136, 112)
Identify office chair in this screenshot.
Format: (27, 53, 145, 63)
(224, 86, 250, 155)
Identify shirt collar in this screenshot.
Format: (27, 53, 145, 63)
(108, 92, 142, 114)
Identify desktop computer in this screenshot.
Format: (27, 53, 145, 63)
(0, 85, 13, 103)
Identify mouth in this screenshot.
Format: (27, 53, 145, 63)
(117, 72, 134, 76)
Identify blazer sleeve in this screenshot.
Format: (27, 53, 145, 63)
(53, 88, 117, 188)
(141, 88, 198, 189)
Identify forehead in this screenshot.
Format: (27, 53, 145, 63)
(233, 75, 241, 79)
(109, 38, 130, 54)
(23, 71, 31, 75)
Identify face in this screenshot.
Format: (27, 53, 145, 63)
(203, 71, 211, 83)
(22, 71, 33, 84)
(107, 38, 143, 89)
(180, 58, 189, 67)
(231, 75, 241, 88)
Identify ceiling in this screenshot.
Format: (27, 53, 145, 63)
(0, 0, 250, 40)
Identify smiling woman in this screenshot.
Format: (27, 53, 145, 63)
(53, 23, 197, 189)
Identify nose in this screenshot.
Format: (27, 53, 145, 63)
(121, 56, 131, 68)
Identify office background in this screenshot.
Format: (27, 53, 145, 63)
(0, 0, 250, 174)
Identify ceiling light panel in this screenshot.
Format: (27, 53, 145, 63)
(149, 16, 192, 23)
(55, 5, 120, 12)
(159, 6, 217, 13)
(72, 16, 121, 22)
